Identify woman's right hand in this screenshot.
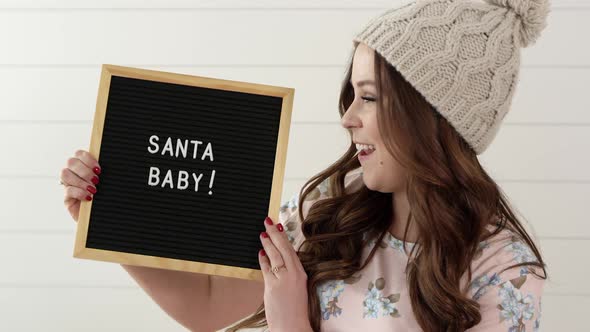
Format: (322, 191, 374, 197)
(59, 149, 102, 222)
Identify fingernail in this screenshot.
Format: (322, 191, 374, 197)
(93, 166, 101, 175)
(261, 231, 269, 238)
(87, 185, 97, 194)
(85, 195, 92, 201)
(259, 249, 266, 256)
(265, 217, 273, 225)
(91, 176, 99, 185)
(277, 223, 284, 232)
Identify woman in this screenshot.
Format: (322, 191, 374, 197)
(60, 0, 550, 331)
(230, 0, 550, 331)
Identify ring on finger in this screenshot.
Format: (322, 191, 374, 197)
(271, 264, 286, 274)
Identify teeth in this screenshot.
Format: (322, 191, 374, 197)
(355, 143, 376, 151)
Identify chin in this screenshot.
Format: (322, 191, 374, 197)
(361, 172, 399, 193)
(361, 172, 378, 191)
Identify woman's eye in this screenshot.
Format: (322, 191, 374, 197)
(361, 96, 376, 103)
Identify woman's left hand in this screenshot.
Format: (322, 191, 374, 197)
(258, 216, 313, 332)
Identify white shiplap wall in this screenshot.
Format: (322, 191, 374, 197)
(1, 0, 588, 331)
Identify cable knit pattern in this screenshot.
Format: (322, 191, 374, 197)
(351, 0, 550, 155)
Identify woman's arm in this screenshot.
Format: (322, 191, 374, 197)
(466, 269, 545, 331)
(121, 264, 211, 331)
(121, 264, 268, 332)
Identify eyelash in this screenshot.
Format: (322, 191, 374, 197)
(361, 96, 376, 103)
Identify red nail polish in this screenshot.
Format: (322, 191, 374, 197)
(260, 249, 266, 256)
(85, 195, 92, 201)
(93, 166, 101, 175)
(91, 176, 99, 185)
(277, 223, 284, 232)
(261, 232, 269, 238)
(265, 217, 273, 225)
(87, 185, 97, 194)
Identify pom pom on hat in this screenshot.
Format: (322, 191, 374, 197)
(484, 0, 551, 47)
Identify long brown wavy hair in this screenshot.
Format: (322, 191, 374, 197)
(225, 44, 549, 332)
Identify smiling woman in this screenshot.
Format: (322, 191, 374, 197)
(225, 0, 551, 331)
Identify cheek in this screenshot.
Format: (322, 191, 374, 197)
(379, 152, 402, 170)
(374, 146, 389, 166)
(375, 151, 405, 176)
(375, 150, 384, 166)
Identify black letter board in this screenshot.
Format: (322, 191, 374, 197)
(73, 64, 294, 282)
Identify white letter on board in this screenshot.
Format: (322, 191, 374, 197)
(202, 142, 214, 161)
(190, 140, 203, 159)
(192, 173, 203, 192)
(177, 170, 189, 190)
(161, 169, 174, 188)
(176, 138, 188, 158)
(162, 137, 174, 157)
(147, 135, 159, 154)
(148, 166, 160, 186)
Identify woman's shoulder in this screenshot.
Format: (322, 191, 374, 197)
(465, 224, 546, 330)
(473, 223, 542, 271)
(466, 222, 546, 301)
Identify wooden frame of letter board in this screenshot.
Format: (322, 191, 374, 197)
(73, 64, 295, 282)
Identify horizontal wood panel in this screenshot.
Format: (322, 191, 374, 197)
(0, 288, 187, 332)
(1, 66, 588, 124)
(0, 0, 584, 9)
(0, 232, 139, 287)
(0, 10, 585, 66)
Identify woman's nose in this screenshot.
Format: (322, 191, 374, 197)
(341, 108, 360, 129)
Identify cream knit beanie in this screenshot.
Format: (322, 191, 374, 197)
(351, 0, 551, 155)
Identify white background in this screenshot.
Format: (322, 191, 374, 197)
(0, 0, 588, 331)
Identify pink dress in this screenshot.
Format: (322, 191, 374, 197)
(223, 168, 545, 331)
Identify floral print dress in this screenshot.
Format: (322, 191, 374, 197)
(223, 168, 545, 332)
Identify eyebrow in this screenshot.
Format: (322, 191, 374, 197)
(350, 79, 376, 87)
